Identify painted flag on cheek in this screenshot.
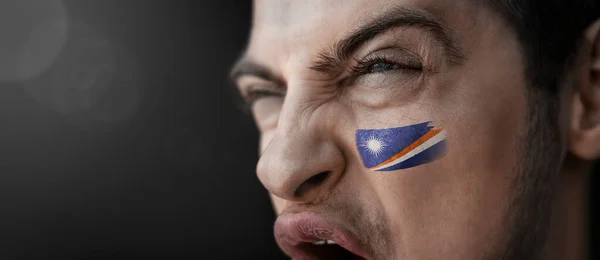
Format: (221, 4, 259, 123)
(356, 122, 447, 172)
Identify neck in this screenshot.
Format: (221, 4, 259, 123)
(544, 164, 590, 260)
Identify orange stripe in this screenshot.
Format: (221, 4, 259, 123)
(369, 129, 442, 170)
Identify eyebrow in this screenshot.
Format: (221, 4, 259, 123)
(311, 6, 465, 73)
(229, 5, 465, 83)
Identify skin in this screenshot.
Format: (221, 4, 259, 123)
(232, 0, 600, 259)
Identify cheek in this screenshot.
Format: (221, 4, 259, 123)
(363, 99, 527, 258)
(361, 57, 529, 257)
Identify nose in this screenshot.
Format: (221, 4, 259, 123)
(256, 108, 345, 203)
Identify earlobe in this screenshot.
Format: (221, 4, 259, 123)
(569, 19, 600, 160)
(569, 92, 599, 160)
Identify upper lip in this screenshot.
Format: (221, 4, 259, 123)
(274, 212, 372, 260)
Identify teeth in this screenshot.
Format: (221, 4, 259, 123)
(311, 240, 336, 245)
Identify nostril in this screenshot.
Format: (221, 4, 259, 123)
(306, 171, 331, 185)
(294, 171, 331, 197)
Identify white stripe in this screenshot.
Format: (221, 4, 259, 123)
(372, 131, 446, 171)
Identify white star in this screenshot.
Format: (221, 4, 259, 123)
(364, 136, 385, 156)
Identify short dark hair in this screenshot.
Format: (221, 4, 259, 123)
(488, 0, 599, 93)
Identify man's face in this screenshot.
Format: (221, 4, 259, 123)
(233, 0, 559, 259)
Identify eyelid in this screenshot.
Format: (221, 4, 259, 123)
(370, 47, 423, 66)
(242, 83, 286, 105)
(347, 47, 425, 76)
(237, 74, 284, 94)
(247, 84, 286, 97)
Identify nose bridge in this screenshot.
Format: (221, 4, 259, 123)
(276, 82, 319, 136)
(256, 83, 344, 202)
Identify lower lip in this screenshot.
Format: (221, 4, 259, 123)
(274, 212, 371, 259)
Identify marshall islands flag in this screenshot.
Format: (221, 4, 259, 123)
(356, 122, 447, 172)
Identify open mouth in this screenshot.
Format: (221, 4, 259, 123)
(293, 239, 366, 259)
(274, 212, 371, 260)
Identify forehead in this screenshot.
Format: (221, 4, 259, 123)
(253, 0, 352, 26)
(248, 0, 481, 71)
(253, 0, 472, 23)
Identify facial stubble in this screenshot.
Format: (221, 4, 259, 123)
(495, 86, 565, 260)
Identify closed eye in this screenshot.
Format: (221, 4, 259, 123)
(349, 55, 423, 76)
(242, 85, 286, 106)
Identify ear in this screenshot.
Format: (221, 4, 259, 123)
(570, 19, 600, 160)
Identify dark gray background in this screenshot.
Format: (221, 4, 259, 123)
(0, 1, 284, 259)
(0, 1, 596, 259)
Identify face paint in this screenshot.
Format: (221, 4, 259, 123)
(356, 122, 447, 172)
